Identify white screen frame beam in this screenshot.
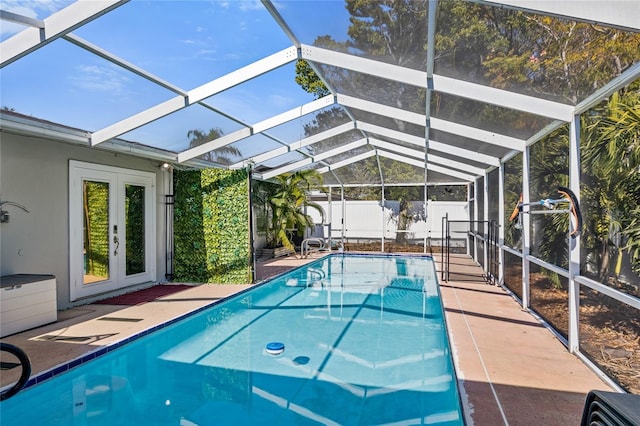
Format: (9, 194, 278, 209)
(231, 122, 356, 169)
(478, 0, 640, 32)
(337, 93, 526, 152)
(369, 138, 486, 176)
(1, 0, 128, 68)
(315, 151, 377, 175)
(301, 44, 574, 121)
(376, 150, 475, 182)
(92, 46, 298, 146)
(178, 94, 335, 162)
(357, 121, 501, 166)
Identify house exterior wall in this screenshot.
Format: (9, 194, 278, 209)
(0, 132, 169, 310)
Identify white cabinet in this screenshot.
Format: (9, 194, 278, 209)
(1, 274, 57, 337)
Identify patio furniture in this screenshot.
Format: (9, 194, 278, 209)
(581, 390, 640, 426)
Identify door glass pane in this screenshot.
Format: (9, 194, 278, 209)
(83, 180, 110, 284)
(125, 184, 145, 275)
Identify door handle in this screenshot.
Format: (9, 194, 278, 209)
(113, 235, 119, 256)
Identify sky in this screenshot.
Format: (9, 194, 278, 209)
(0, 0, 351, 153)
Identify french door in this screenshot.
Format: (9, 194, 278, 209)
(69, 161, 156, 301)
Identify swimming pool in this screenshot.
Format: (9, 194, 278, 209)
(2, 254, 463, 425)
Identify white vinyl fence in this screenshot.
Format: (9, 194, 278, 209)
(306, 200, 469, 246)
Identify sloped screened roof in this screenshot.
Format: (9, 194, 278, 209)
(1, 0, 639, 187)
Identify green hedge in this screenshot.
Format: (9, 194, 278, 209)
(84, 181, 109, 278)
(173, 168, 251, 283)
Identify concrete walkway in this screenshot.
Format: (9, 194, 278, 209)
(437, 253, 612, 425)
(1, 252, 613, 425)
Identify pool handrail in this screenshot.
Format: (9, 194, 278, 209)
(300, 237, 328, 258)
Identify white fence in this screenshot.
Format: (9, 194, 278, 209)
(307, 200, 469, 244)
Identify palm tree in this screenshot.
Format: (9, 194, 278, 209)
(254, 170, 325, 250)
(529, 83, 640, 282)
(187, 128, 241, 165)
(582, 86, 640, 279)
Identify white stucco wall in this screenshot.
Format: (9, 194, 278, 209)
(0, 132, 170, 310)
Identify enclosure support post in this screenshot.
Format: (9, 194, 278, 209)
(381, 182, 385, 253)
(568, 114, 581, 353)
(484, 171, 489, 273)
(423, 185, 428, 254)
(466, 183, 472, 256)
(441, 214, 446, 281)
(498, 163, 505, 285)
(424, 0, 436, 255)
(341, 185, 346, 247)
(328, 187, 332, 250)
(473, 178, 479, 263)
(522, 146, 531, 310)
(248, 166, 256, 283)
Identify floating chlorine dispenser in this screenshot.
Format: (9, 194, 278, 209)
(266, 342, 285, 356)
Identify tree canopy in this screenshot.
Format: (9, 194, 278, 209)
(293, 0, 639, 283)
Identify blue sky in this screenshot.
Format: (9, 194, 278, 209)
(0, 0, 351, 153)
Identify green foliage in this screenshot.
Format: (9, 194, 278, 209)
(385, 185, 423, 244)
(84, 181, 109, 278)
(524, 82, 640, 282)
(581, 84, 640, 279)
(343, 187, 376, 201)
(173, 168, 250, 284)
(503, 153, 523, 248)
(428, 185, 467, 202)
(529, 127, 570, 268)
(295, 60, 330, 99)
(624, 207, 640, 267)
(253, 170, 324, 250)
(125, 185, 145, 275)
(436, 0, 640, 104)
(296, 0, 640, 142)
(346, 0, 428, 69)
(291, 0, 639, 284)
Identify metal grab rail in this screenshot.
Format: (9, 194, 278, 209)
(0, 343, 31, 400)
(300, 238, 327, 259)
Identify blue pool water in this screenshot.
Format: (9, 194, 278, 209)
(2, 254, 463, 425)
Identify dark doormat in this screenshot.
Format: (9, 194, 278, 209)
(93, 285, 191, 306)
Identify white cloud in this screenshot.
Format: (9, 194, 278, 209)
(68, 64, 131, 94)
(237, 1, 264, 12)
(196, 49, 218, 57)
(1, 0, 74, 36)
(20, 0, 72, 15)
(268, 94, 293, 108)
(1, 6, 37, 36)
(223, 52, 242, 61)
(2, 5, 37, 19)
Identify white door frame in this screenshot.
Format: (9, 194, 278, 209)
(69, 160, 156, 301)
